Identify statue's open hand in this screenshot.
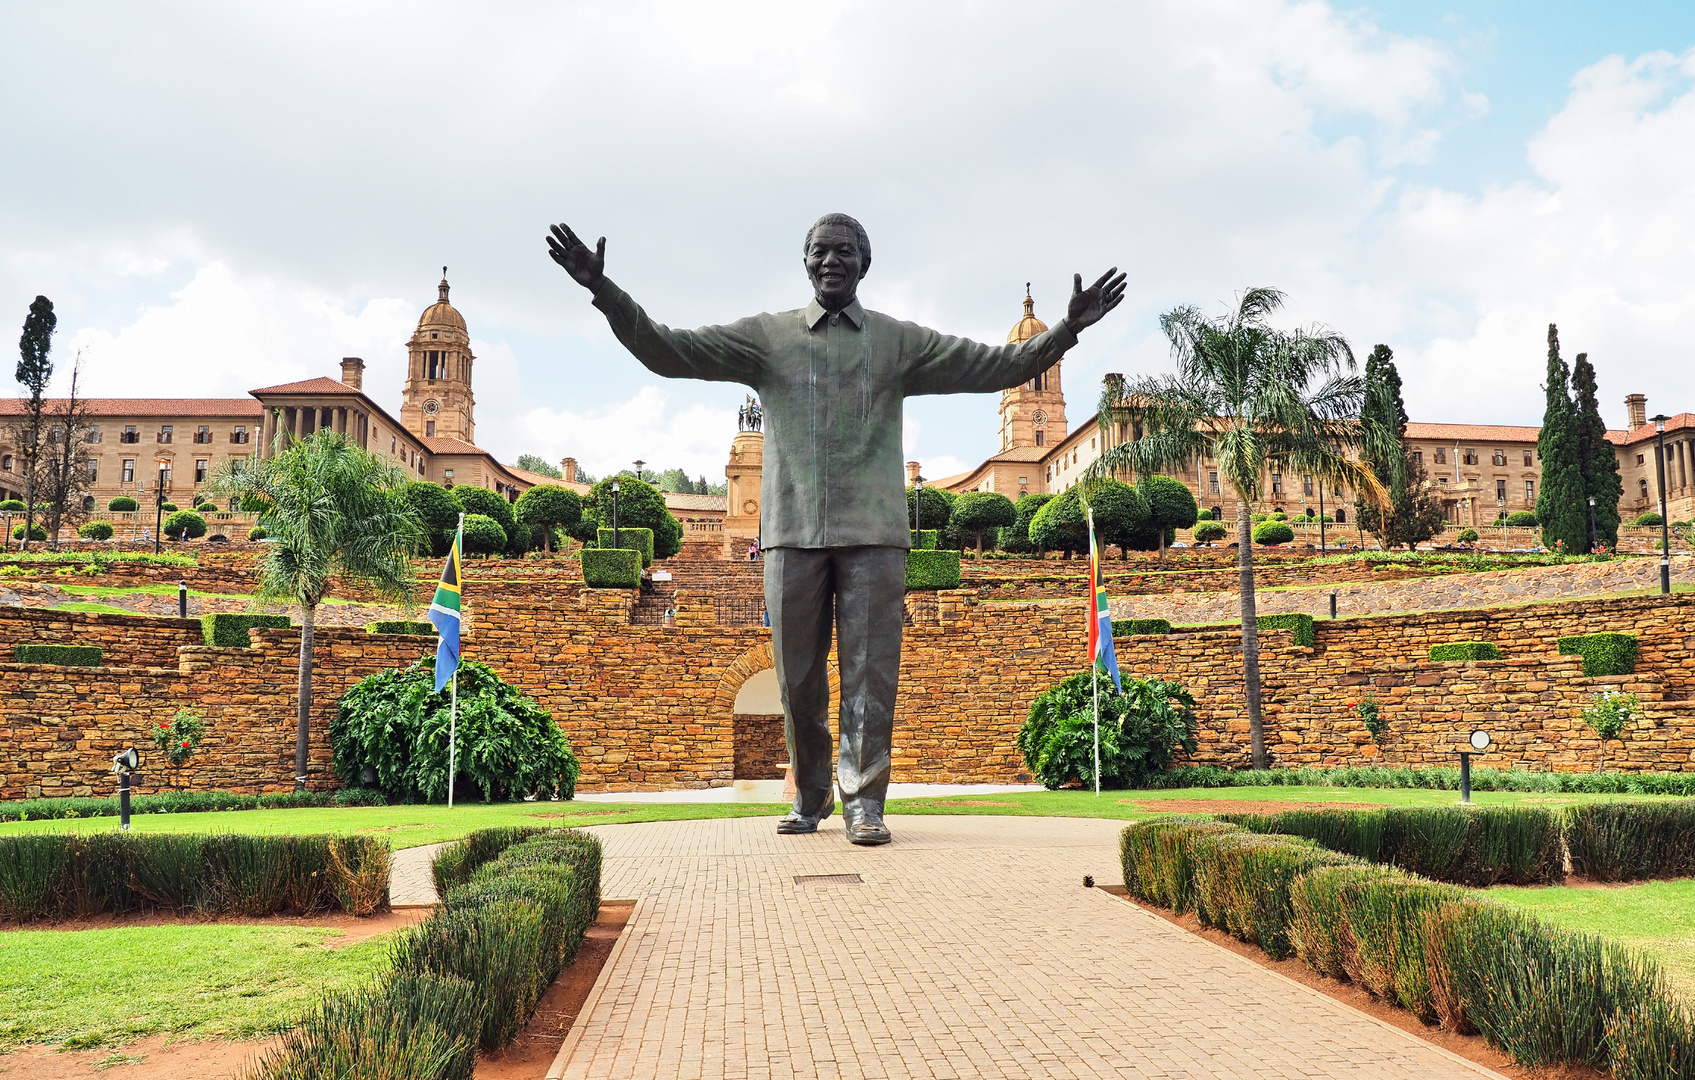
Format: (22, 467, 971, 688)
(1066, 268, 1127, 333)
(546, 223, 606, 291)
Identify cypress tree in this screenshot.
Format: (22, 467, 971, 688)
(1357, 345, 1443, 548)
(1571, 351, 1622, 551)
(1535, 324, 1587, 553)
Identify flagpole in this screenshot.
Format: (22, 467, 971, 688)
(1088, 507, 1100, 796)
(448, 669, 458, 809)
(1092, 661, 1100, 797)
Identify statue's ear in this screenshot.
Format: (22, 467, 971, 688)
(859, 255, 871, 279)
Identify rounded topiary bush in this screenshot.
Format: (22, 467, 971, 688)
(11, 524, 48, 542)
(163, 509, 207, 540)
(1635, 512, 1664, 527)
(460, 513, 508, 557)
(78, 521, 115, 541)
(331, 657, 580, 803)
(1456, 528, 1479, 543)
(1192, 521, 1228, 545)
(107, 496, 139, 512)
(0, 499, 23, 513)
(1252, 519, 1295, 546)
(159, 502, 178, 513)
(247, 526, 268, 541)
(1505, 510, 1539, 527)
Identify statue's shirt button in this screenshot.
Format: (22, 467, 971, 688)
(830, 314, 839, 325)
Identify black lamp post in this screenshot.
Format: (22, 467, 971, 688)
(611, 478, 620, 551)
(153, 457, 170, 555)
(1654, 415, 1671, 595)
(1498, 497, 1507, 551)
(1459, 728, 1490, 805)
(914, 474, 923, 546)
(1318, 482, 1327, 555)
(1586, 495, 1597, 555)
(632, 459, 645, 483)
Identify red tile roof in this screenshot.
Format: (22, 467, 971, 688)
(1403, 422, 1545, 443)
(0, 397, 262, 417)
(249, 377, 359, 396)
(419, 436, 485, 455)
(1613, 413, 1695, 446)
(664, 491, 727, 512)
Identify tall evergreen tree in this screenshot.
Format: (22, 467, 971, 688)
(1536, 324, 1588, 553)
(1571, 351, 1623, 551)
(1356, 345, 1444, 549)
(13, 296, 55, 550)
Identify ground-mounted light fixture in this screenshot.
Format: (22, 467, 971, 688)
(611, 478, 621, 551)
(1458, 728, 1490, 804)
(112, 747, 144, 829)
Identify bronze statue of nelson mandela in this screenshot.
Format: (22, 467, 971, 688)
(547, 213, 1125, 845)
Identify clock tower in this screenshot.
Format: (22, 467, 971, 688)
(401, 269, 476, 443)
(997, 286, 1066, 452)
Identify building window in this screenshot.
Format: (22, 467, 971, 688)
(231, 425, 248, 444)
(1526, 480, 1535, 502)
(1046, 465, 1053, 481)
(121, 425, 139, 444)
(195, 425, 211, 444)
(1434, 448, 1446, 464)
(1637, 453, 1646, 465)
(1412, 450, 1423, 467)
(391, 437, 397, 454)
(194, 459, 209, 483)
(1034, 430, 1044, 447)
(1209, 471, 1220, 494)
(85, 459, 98, 482)
(426, 420, 436, 437)
(1492, 450, 1506, 466)
(1523, 451, 1533, 466)
(122, 459, 135, 484)
(444, 469, 455, 485)
(0, 454, 10, 471)
(158, 425, 173, 444)
(1271, 473, 1282, 495)
(1302, 475, 1313, 496)
(1438, 476, 1448, 484)
(1641, 478, 1651, 499)
(1496, 479, 1506, 501)
(1463, 449, 1477, 466)
(87, 426, 101, 443)
(430, 332, 438, 340)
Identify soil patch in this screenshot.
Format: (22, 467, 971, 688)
(4, 907, 430, 946)
(0, 1034, 283, 1079)
(910, 800, 1021, 807)
(473, 900, 635, 1078)
(527, 808, 639, 818)
(1121, 798, 1390, 815)
(1101, 886, 1603, 1080)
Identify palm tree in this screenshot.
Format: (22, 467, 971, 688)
(208, 428, 421, 790)
(1087, 288, 1388, 768)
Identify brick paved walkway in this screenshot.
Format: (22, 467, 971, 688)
(390, 841, 448, 906)
(550, 815, 1504, 1079)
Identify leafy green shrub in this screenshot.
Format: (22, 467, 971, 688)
(201, 612, 291, 647)
(1191, 521, 1228, 544)
(998, 492, 1052, 554)
(905, 549, 961, 590)
(1257, 613, 1314, 647)
(596, 526, 654, 567)
(1566, 801, 1695, 881)
(1111, 618, 1171, 636)
(1505, 510, 1539, 526)
(10, 524, 47, 541)
(1610, 992, 1695, 1080)
(582, 475, 682, 559)
(1020, 671, 1197, 790)
(108, 496, 139, 512)
(404, 481, 461, 558)
(77, 521, 114, 540)
(331, 658, 579, 804)
(1558, 632, 1639, 676)
(581, 548, 640, 588)
(13, 643, 102, 666)
(1429, 641, 1501, 661)
(248, 526, 267, 541)
(1119, 817, 1239, 912)
(1456, 528, 1479, 542)
(514, 485, 581, 554)
(907, 529, 940, 550)
(1252, 519, 1295, 545)
(1189, 830, 1356, 958)
(367, 620, 435, 635)
(162, 509, 206, 540)
(0, 499, 23, 513)
(150, 708, 206, 767)
(243, 973, 479, 1080)
(460, 513, 507, 557)
(1582, 690, 1637, 770)
(0, 832, 388, 921)
(430, 826, 557, 896)
(0, 787, 384, 823)
(1634, 511, 1663, 527)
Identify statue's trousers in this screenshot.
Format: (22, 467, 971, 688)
(764, 546, 905, 817)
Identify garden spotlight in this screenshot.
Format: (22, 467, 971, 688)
(1458, 728, 1490, 804)
(112, 747, 143, 829)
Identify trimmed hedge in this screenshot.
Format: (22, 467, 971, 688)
(248, 526, 267, 541)
(108, 496, 140, 512)
(1112, 618, 1172, 636)
(1252, 519, 1295, 545)
(367, 620, 435, 635)
(13, 643, 102, 667)
(1145, 763, 1695, 796)
(202, 612, 291, 647)
(905, 549, 961, 590)
(0, 787, 386, 823)
(596, 527, 654, 568)
(582, 548, 641, 589)
(78, 521, 114, 541)
(1257, 612, 1314, 647)
(1121, 819, 1685, 1072)
(1558, 632, 1639, 676)
(1566, 801, 1695, 882)
(909, 529, 940, 550)
(1429, 641, 1502, 662)
(1223, 805, 1564, 886)
(0, 832, 389, 921)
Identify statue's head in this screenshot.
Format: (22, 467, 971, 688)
(803, 213, 870, 310)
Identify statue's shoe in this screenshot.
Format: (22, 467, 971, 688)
(776, 812, 819, 834)
(847, 819, 892, 846)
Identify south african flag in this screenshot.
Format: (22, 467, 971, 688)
(427, 517, 463, 693)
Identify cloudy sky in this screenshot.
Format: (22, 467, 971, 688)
(3, 1, 1693, 483)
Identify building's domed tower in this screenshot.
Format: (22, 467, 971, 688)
(401, 269, 476, 443)
(997, 286, 1066, 451)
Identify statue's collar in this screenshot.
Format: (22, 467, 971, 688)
(804, 297, 865, 330)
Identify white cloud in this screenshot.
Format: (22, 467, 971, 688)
(513, 385, 738, 483)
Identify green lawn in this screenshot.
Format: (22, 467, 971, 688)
(51, 601, 149, 616)
(887, 786, 1649, 817)
(1492, 879, 1695, 998)
(0, 923, 393, 1050)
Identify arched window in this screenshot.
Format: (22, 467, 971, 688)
(1641, 478, 1651, 499)
(1, 454, 11, 471)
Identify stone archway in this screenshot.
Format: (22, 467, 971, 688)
(714, 642, 839, 781)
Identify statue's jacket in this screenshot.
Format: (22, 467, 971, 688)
(592, 279, 1076, 550)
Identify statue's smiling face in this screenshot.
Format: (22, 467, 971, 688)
(805, 224, 865, 310)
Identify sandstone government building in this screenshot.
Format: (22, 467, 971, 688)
(1, 275, 1691, 534)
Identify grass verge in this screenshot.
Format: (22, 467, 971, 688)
(1491, 879, 1695, 1000)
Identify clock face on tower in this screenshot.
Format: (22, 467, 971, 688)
(422, 399, 441, 416)
(1032, 409, 1047, 427)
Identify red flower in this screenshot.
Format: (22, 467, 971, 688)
(159, 723, 169, 730)
(181, 740, 190, 748)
